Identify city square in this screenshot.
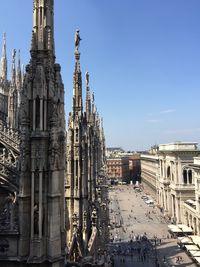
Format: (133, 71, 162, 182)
(108, 184, 197, 266)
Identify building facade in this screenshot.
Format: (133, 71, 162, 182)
(140, 153, 158, 196)
(18, 0, 66, 265)
(128, 154, 141, 183)
(183, 157, 200, 235)
(141, 142, 200, 224)
(106, 157, 129, 182)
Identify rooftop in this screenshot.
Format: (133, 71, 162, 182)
(159, 142, 198, 152)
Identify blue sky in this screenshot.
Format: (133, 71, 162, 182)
(0, 0, 200, 151)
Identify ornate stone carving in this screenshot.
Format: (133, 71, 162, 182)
(0, 193, 18, 233)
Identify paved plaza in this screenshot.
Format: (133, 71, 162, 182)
(108, 185, 197, 267)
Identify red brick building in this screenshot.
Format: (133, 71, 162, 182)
(106, 154, 141, 183)
(107, 157, 129, 181)
(128, 154, 141, 183)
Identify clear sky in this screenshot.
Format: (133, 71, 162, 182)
(0, 0, 200, 151)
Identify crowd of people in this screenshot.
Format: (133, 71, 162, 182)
(108, 233, 161, 266)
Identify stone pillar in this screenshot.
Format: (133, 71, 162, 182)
(163, 189, 166, 211)
(171, 195, 174, 218)
(175, 197, 181, 223)
(31, 171, 34, 238)
(40, 99, 43, 130)
(33, 99, 36, 130)
(39, 171, 43, 239)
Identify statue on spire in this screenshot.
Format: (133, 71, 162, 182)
(12, 49, 16, 64)
(86, 71, 89, 86)
(11, 49, 16, 85)
(75, 30, 82, 52)
(1, 32, 6, 58)
(1, 32, 7, 80)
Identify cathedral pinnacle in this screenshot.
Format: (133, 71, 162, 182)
(86, 71, 91, 120)
(92, 92, 96, 114)
(18, 0, 65, 263)
(16, 49, 21, 89)
(21, 64, 24, 84)
(0, 32, 7, 80)
(73, 30, 83, 113)
(11, 49, 16, 86)
(32, 0, 55, 52)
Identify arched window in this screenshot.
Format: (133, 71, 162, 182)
(75, 160, 78, 188)
(75, 129, 78, 142)
(167, 166, 170, 178)
(188, 170, 192, 184)
(183, 170, 187, 184)
(36, 96, 40, 129)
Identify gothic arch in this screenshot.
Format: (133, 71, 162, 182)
(167, 166, 170, 178)
(182, 166, 193, 185)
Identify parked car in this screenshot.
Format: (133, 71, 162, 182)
(141, 195, 148, 199)
(145, 199, 154, 205)
(149, 203, 155, 208)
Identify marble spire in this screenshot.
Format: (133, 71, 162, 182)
(32, 0, 55, 52)
(73, 30, 82, 114)
(0, 33, 7, 80)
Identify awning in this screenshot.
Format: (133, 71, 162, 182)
(185, 245, 199, 251)
(185, 199, 196, 205)
(177, 237, 193, 245)
(189, 235, 200, 245)
(194, 257, 200, 264)
(168, 225, 182, 233)
(189, 250, 200, 257)
(177, 224, 193, 233)
(168, 224, 178, 230)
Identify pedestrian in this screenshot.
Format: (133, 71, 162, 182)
(175, 256, 179, 263)
(144, 252, 146, 261)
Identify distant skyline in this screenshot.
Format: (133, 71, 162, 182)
(0, 0, 200, 151)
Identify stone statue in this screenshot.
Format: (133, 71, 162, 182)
(86, 71, 89, 86)
(49, 132, 60, 170)
(75, 30, 81, 51)
(34, 203, 39, 235)
(12, 49, 16, 62)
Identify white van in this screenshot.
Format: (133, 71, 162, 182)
(146, 199, 154, 204)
